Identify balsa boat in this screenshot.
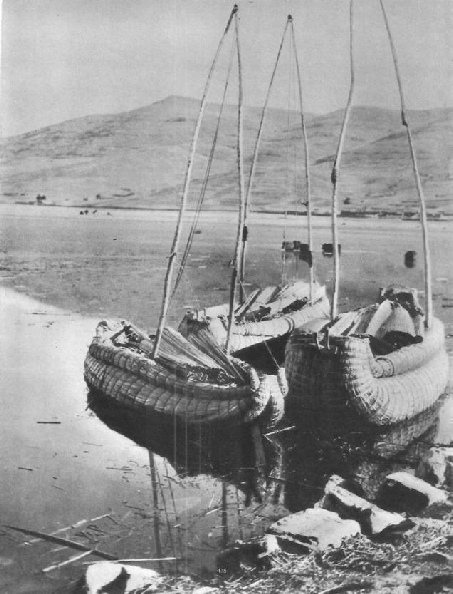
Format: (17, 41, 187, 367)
(286, 286, 449, 427)
(85, 320, 286, 425)
(84, 6, 286, 428)
(285, 0, 449, 428)
(179, 280, 329, 371)
(179, 15, 329, 370)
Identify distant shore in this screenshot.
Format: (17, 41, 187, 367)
(2, 202, 453, 232)
(8, 199, 453, 221)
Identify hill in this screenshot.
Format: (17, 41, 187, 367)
(1, 96, 451, 213)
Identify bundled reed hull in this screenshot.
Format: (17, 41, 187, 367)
(179, 281, 330, 366)
(286, 316, 449, 428)
(84, 320, 287, 426)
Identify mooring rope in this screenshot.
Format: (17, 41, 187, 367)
(378, 0, 432, 329)
(153, 5, 238, 359)
(330, 0, 355, 321)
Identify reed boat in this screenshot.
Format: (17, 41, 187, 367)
(286, 286, 449, 427)
(84, 6, 287, 428)
(85, 320, 286, 425)
(179, 280, 329, 370)
(285, 0, 449, 428)
(179, 15, 329, 370)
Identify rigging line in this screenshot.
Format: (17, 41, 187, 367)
(281, 212, 288, 285)
(282, 36, 294, 286)
(148, 452, 163, 571)
(153, 5, 238, 359)
(238, 16, 292, 300)
(290, 18, 314, 302)
(378, 0, 432, 329)
(182, 272, 202, 313)
(237, 278, 281, 370)
(171, 38, 237, 300)
(226, 8, 245, 354)
(330, 0, 355, 321)
(163, 461, 184, 563)
(235, 485, 244, 541)
(155, 465, 177, 558)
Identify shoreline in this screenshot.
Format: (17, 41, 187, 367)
(2, 201, 453, 230)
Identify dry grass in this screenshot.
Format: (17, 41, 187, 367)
(124, 509, 452, 593)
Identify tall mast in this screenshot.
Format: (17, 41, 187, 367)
(379, 0, 432, 328)
(225, 7, 245, 354)
(330, 0, 355, 321)
(290, 17, 313, 302)
(238, 16, 292, 303)
(153, 6, 237, 358)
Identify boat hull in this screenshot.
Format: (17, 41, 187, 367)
(84, 321, 287, 426)
(285, 316, 449, 428)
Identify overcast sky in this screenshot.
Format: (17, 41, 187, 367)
(1, 0, 452, 137)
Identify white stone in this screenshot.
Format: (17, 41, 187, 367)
(318, 474, 408, 535)
(384, 472, 448, 506)
(85, 562, 124, 594)
(85, 562, 163, 594)
(269, 507, 361, 551)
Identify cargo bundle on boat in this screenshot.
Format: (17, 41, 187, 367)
(285, 0, 449, 429)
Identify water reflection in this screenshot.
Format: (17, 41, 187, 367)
(88, 388, 287, 574)
(88, 388, 272, 493)
(276, 400, 445, 512)
(88, 387, 451, 575)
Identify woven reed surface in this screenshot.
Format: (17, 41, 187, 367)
(285, 316, 449, 427)
(372, 317, 445, 377)
(285, 333, 353, 432)
(84, 320, 288, 424)
(180, 289, 329, 355)
(85, 354, 252, 422)
(343, 333, 449, 425)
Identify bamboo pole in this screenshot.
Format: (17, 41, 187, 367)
(378, 0, 432, 329)
(226, 8, 245, 354)
(330, 0, 355, 321)
(290, 17, 314, 302)
(238, 16, 292, 301)
(153, 5, 237, 358)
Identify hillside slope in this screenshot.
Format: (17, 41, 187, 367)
(1, 96, 451, 212)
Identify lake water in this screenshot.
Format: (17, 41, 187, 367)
(0, 285, 451, 593)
